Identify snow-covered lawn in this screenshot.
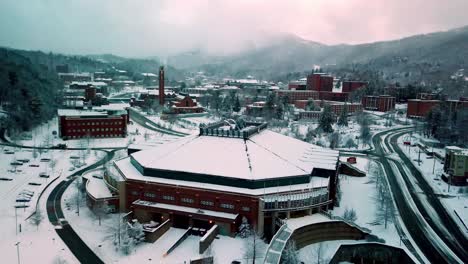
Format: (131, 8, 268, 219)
(12, 114, 178, 149)
(134, 108, 198, 135)
(293, 157, 410, 262)
(61, 178, 265, 263)
(0, 146, 103, 264)
(397, 134, 468, 235)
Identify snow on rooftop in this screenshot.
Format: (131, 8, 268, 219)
(70, 81, 107, 86)
(286, 214, 334, 230)
(134, 200, 239, 220)
(86, 176, 114, 200)
(114, 157, 328, 196)
(57, 109, 108, 117)
(130, 130, 338, 181)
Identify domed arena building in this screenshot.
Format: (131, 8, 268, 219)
(112, 120, 339, 238)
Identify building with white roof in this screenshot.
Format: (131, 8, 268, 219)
(112, 120, 339, 237)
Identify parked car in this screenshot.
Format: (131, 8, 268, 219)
(10, 161, 23, 166)
(40, 158, 51, 162)
(16, 197, 31, 202)
(51, 144, 67, 149)
(28, 182, 41, 186)
(0, 177, 13, 181)
(39, 173, 50, 178)
(17, 159, 30, 163)
(29, 164, 40, 167)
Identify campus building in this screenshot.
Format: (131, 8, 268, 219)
(57, 106, 128, 139)
(443, 146, 468, 186)
(112, 121, 339, 238)
(275, 90, 320, 103)
(407, 99, 441, 118)
(362, 95, 396, 112)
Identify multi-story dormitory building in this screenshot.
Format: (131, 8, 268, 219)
(58, 106, 128, 139)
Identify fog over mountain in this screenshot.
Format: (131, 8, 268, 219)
(1, 0, 468, 57)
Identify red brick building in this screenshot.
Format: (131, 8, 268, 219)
(113, 122, 339, 238)
(169, 95, 205, 114)
(288, 80, 307, 90)
(362, 95, 396, 112)
(298, 111, 323, 121)
(58, 107, 128, 139)
(322, 101, 363, 115)
(275, 90, 320, 103)
(318, 91, 350, 102)
(307, 73, 334, 92)
(342, 81, 367, 93)
(407, 99, 441, 118)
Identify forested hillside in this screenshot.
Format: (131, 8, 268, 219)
(0, 48, 62, 131)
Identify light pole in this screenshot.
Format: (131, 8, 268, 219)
(15, 242, 20, 264)
(15, 207, 18, 235)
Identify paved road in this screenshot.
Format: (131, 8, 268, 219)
(46, 150, 116, 264)
(128, 108, 188, 137)
(387, 130, 468, 262)
(366, 128, 465, 263)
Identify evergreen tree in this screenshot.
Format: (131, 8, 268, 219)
(281, 240, 300, 264)
(209, 90, 221, 112)
(318, 105, 334, 133)
(264, 92, 276, 119)
(360, 119, 371, 146)
(305, 126, 316, 142)
(337, 104, 348, 127)
(306, 99, 318, 111)
(275, 103, 284, 119)
(233, 95, 241, 112)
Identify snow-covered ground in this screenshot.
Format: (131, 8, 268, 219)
(333, 157, 400, 245)
(61, 177, 266, 263)
(397, 134, 468, 235)
(134, 108, 198, 135)
(293, 157, 411, 262)
(12, 114, 178, 149)
(270, 116, 393, 151)
(0, 145, 103, 264)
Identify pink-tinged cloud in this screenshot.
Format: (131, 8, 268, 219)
(0, 0, 467, 56)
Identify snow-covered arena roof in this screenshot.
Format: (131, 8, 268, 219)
(116, 128, 339, 190)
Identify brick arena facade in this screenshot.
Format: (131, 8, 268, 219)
(114, 122, 339, 238)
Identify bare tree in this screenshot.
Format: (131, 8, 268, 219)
(370, 163, 395, 228)
(281, 239, 300, 264)
(72, 177, 84, 216)
(243, 225, 263, 264)
(93, 201, 110, 226)
(342, 207, 358, 222)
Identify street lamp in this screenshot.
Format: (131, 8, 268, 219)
(15, 207, 18, 235)
(15, 242, 20, 264)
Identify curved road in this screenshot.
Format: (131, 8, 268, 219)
(387, 130, 468, 262)
(363, 127, 466, 263)
(46, 150, 116, 264)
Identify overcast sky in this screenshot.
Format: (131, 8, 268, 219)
(1, 0, 467, 57)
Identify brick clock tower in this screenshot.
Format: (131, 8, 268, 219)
(159, 66, 165, 105)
